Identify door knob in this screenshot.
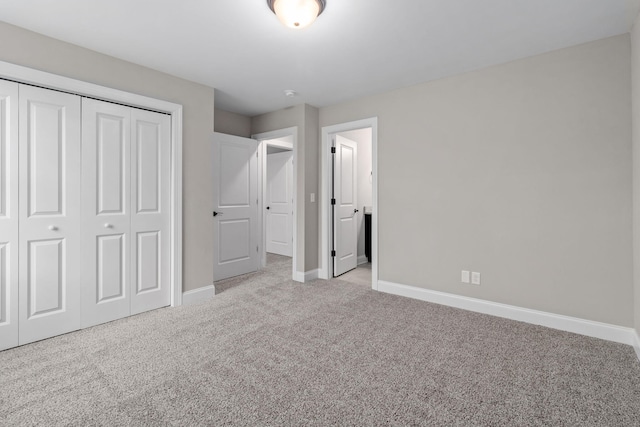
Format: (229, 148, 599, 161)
(354, 209, 359, 213)
(213, 211, 223, 217)
(266, 206, 270, 210)
(48, 225, 58, 231)
(104, 223, 113, 229)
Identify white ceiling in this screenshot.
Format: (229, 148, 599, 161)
(1, 0, 638, 116)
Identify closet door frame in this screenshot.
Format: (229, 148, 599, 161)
(0, 60, 183, 308)
(0, 80, 19, 350)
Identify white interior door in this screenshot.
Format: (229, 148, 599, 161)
(81, 99, 131, 328)
(213, 132, 258, 281)
(18, 85, 82, 345)
(266, 151, 293, 257)
(333, 135, 358, 277)
(130, 109, 171, 315)
(0, 81, 19, 350)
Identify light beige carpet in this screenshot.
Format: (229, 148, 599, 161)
(1, 254, 639, 426)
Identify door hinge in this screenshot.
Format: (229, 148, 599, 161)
(331, 250, 336, 257)
(331, 198, 336, 205)
(331, 147, 336, 154)
(257, 245, 259, 252)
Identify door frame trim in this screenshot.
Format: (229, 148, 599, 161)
(320, 118, 378, 289)
(252, 127, 299, 282)
(0, 60, 183, 307)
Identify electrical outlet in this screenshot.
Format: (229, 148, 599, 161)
(461, 270, 470, 284)
(471, 272, 481, 285)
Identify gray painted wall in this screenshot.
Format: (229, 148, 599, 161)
(320, 35, 633, 327)
(214, 108, 251, 137)
(304, 105, 320, 271)
(632, 18, 640, 334)
(0, 21, 216, 292)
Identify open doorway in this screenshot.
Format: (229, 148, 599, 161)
(264, 138, 293, 260)
(253, 127, 299, 281)
(320, 118, 378, 290)
(332, 129, 372, 276)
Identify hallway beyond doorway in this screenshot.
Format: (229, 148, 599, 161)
(338, 263, 372, 287)
(215, 253, 291, 294)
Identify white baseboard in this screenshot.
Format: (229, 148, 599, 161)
(182, 285, 215, 305)
(293, 269, 320, 283)
(377, 280, 636, 347)
(634, 330, 640, 362)
(305, 269, 320, 282)
(358, 255, 369, 265)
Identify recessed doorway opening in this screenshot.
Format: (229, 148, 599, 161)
(264, 138, 293, 260)
(253, 127, 299, 281)
(320, 118, 378, 290)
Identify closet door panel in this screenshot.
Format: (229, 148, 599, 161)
(81, 99, 131, 328)
(130, 109, 170, 315)
(26, 239, 65, 316)
(136, 121, 160, 213)
(19, 85, 82, 345)
(0, 81, 18, 351)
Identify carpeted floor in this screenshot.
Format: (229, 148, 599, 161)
(1, 254, 640, 426)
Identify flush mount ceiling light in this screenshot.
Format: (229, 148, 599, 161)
(267, 0, 326, 29)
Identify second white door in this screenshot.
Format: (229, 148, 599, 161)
(333, 135, 358, 277)
(266, 151, 293, 257)
(213, 133, 259, 281)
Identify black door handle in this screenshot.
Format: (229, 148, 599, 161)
(354, 209, 359, 213)
(213, 211, 222, 217)
(266, 206, 270, 210)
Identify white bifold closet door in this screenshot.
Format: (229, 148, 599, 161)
(81, 100, 131, 328)
(0, 81, 19, 350)
(129, 108, 171, 315)
(82, 98, 170, 328)
(18, 85, 82, 345)
(0, 84, 172, 350)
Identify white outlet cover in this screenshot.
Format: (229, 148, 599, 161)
(310, 193, 315, 203)
(471, 272, 481, 285)
(461, 270, 470, 283)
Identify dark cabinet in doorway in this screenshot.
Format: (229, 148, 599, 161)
(365, 213, 372, 263)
